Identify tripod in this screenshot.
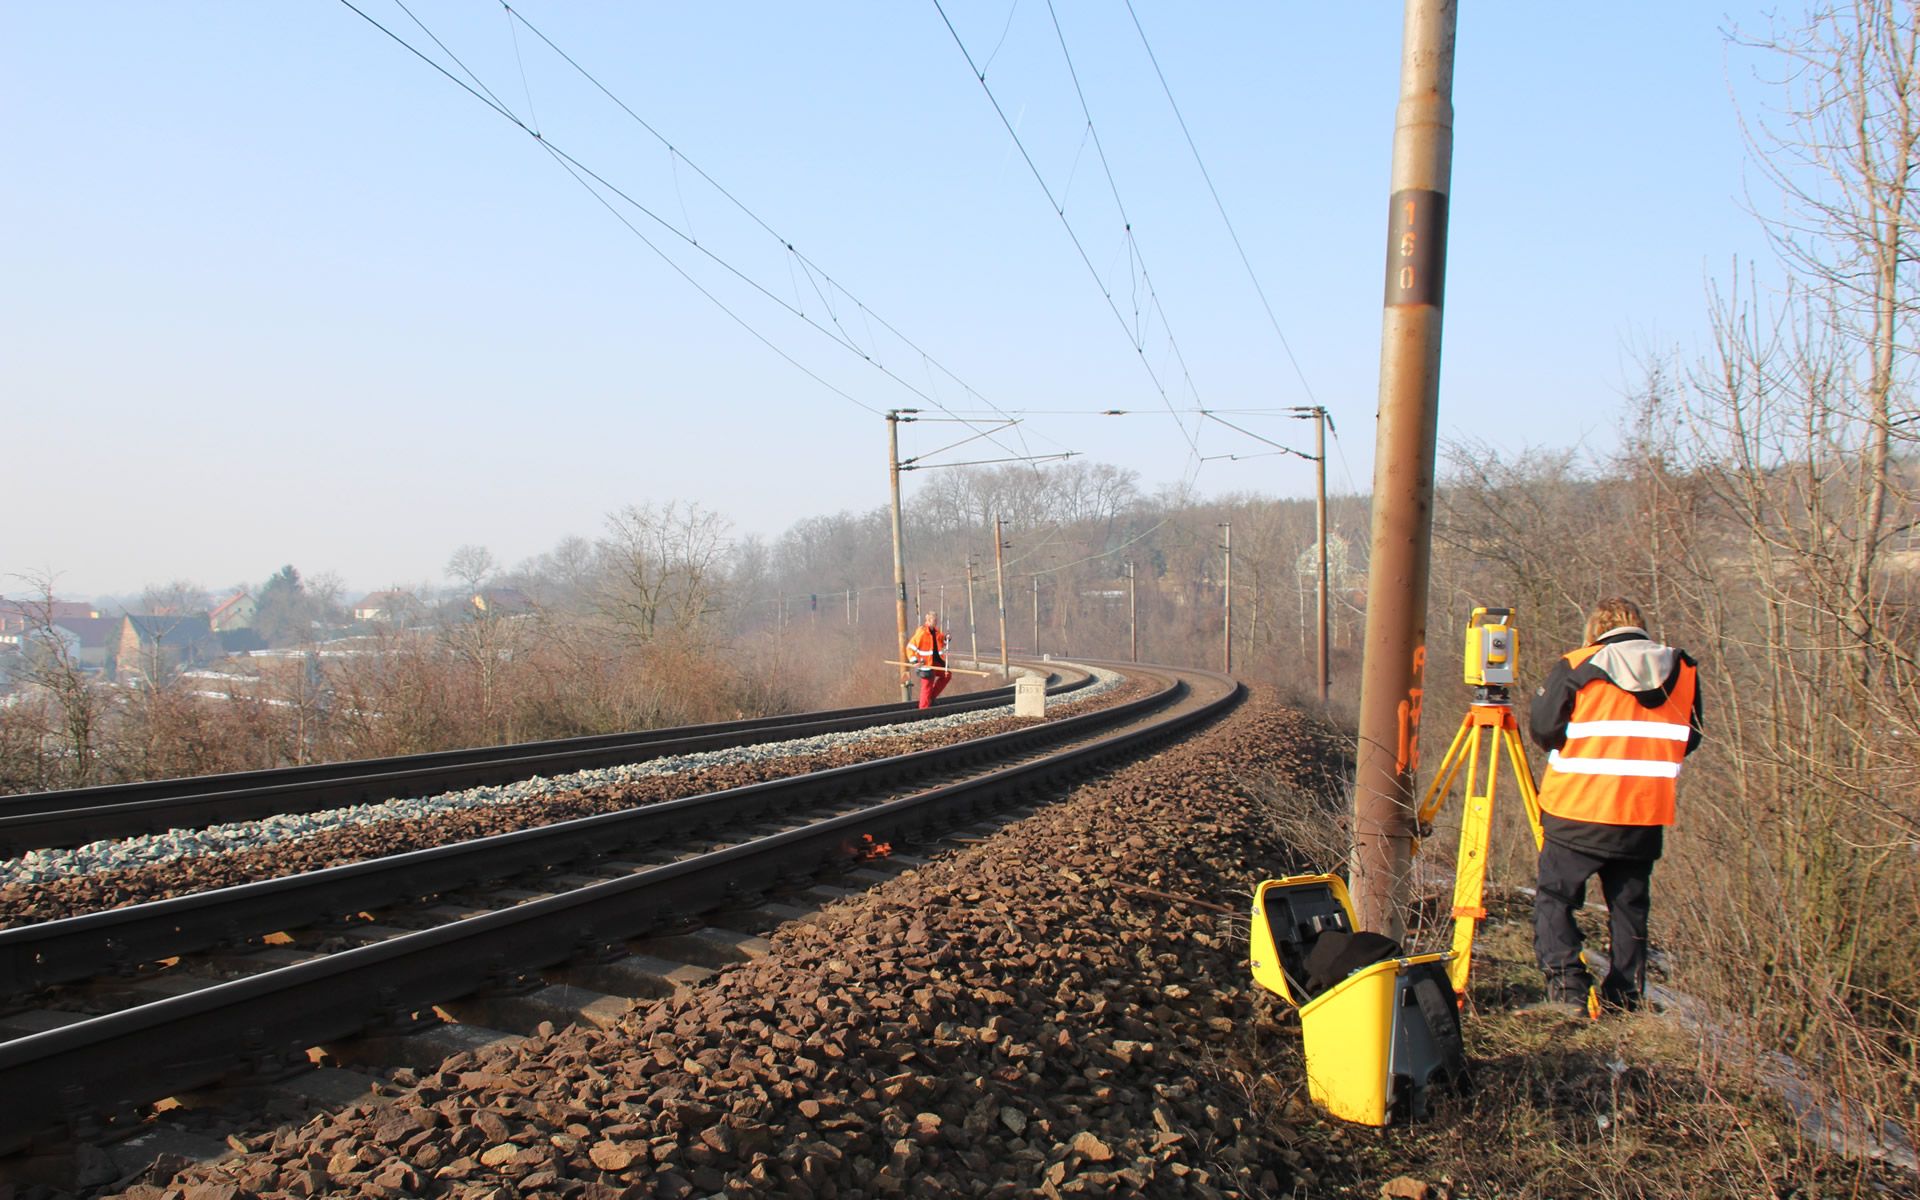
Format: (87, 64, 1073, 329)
(1414, 686, 1545, 998)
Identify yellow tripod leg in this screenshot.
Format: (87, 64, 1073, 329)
(1499, 718, 1545, 850)
(1446, 719, 1497, 995)
(1415, 715, 1476, 847)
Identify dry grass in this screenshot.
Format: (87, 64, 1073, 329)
(1242, 770, 1920, 1199)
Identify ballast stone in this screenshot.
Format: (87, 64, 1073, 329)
(0, 667, 1119, 888)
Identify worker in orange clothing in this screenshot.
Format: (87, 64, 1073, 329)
(1529, 596, 1702, 1015)
(906, 611, 951, 709)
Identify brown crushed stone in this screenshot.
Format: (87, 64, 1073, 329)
(0, 680, 1154, 928)
(109, 687, 1343, 1200)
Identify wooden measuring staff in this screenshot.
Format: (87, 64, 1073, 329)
(879, 660, 995, 677)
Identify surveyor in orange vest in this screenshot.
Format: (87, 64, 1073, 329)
(1528, 597, 1702, 1015)
(906, 612, 951, 709)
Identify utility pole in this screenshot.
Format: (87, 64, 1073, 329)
(965, 556, 979, 665)
(1126, 560, 1138, 663)
(887, 410, 917, 703)
(1251, 576, 1259, 658)
(993, 513, 1009, 676)
(1353, 0, 1457, 941)
(1031, 574, 1040, 657)
(1220, 523, 1233, 674)
(1291, 404, 1334, 705)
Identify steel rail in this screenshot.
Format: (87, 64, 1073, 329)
(0, 669, 1159, 994)
(0, 670, 1090, 857)
(0, 665, 1242, 1150)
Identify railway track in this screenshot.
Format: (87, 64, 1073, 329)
(0, 661, 1240, 1160)
(0, 667, 1090, 858)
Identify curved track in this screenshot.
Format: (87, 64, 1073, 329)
(0, 669, 1090, 857)
(0, 662, 1240, 1153)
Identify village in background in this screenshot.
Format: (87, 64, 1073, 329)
(0, 466, 1382, 793)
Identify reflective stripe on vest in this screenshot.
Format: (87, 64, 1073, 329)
(1537, 647, 1695, 827)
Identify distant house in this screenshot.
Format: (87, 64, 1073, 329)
(472, 587, 534, 616)
(110, 613, 217, 682)
(208, 590, 255, 632)
(217, 627, 268, 655)
(52, 616, 116, 672)
(0, 597, 99, 634)
(353, 590, 415, 623)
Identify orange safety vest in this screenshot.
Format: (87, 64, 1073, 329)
(906, 624, 947, 666)
(1537, 645, 1696, 827)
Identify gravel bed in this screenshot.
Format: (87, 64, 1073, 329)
(102, 687, 1345, 1200)
(0, 671, 1140, 928)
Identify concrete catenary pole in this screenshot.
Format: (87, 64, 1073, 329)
(1292, 406, 1331, 704)
(993, 514, 1010, 676)
(1031, 575, 1040, 656)
(1352, 0, 1456, 941)
(965, 556, 979, 666)
(1316, 409, 1330, 704)
(1127, 560, 1138, 663)
(1220, 523, 1233, 674)
(887, 410, 915, 703)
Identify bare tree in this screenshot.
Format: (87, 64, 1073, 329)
(445, 544, 498, 605)
(1725, 1, 1920, 712)
(7, 571, 103, 786)
(1632, 1, 1920, 1126)
(139, 579, 209, 615)
(595, 503, 732, 644)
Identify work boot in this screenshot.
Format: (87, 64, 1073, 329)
(1597, 985, 1644, 1014)
(1517, 994, 1588, 1019)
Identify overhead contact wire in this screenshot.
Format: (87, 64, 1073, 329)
(1044, 0, 1208, 434)
(351, 1, 1042, 452)
(930, 0, 1201, 463)
(344, 0, 880, 413)
(1122, 0, 1320, 409)
(498, 4, 1051, 461)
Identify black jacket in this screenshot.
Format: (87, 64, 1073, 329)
(1529, 628, 1702, 861)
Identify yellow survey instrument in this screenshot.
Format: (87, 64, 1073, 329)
(1415, 606, 1545, 999)
(1462, 604, 1517, 688)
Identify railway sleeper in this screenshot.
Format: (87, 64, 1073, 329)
(0, 667, 1233, 1174)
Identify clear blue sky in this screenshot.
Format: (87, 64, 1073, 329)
(2, 2, 1786, 597)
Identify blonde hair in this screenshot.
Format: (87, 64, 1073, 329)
(1584, 597, 1645, 645)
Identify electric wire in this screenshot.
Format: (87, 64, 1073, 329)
(504, 2, 540, 136)
(1024, 515, 1170, 577)
(343, 1, 868, 417)
(929, 407, 1297, 417)
(363, 2, 1314, 499)
(1121, 0, 1319, 409)
(533, 134, 885, 415)
(1042, 0, 1208, 425)
(496, 4, 1060, 463)
(347, 1, 1053, 463)
(1197, 411, 1312, 460)
(930, 0, 1202, 465)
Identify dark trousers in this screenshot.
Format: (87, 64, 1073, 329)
(916, 669, 951, 709)
(1533, 841, 1653, 1004)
